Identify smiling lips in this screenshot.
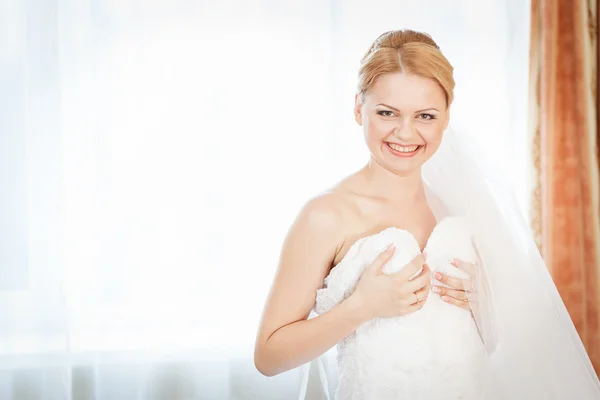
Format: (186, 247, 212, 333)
(386, 142, 423, 157)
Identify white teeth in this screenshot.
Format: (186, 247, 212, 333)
(388, 143, 420, 153)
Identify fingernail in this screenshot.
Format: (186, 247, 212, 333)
(432, 287, 441, 294)
(435, 272, 442, 280)
(386, 244, 395, 253)
(442, 296, 450, 302)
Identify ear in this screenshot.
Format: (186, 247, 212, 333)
(354, 94, 363, 126)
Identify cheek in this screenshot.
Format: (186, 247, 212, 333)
(421, 123, 445, 145)
(364, 117, 393, 140)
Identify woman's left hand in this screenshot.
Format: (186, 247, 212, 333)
(432, 259, 476, 311)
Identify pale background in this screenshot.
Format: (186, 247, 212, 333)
(0, 0, 529, 398)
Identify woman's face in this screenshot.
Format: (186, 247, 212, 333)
(355, 72, 449, 175)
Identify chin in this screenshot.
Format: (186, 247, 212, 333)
(389, 163, 424, 176)
(375, 155, 424, 176)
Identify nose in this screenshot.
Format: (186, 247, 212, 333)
(392, 117, 417, 140)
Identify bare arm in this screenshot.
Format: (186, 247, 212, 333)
(254, 194, 430, 377)
(253, 194, 367, 377)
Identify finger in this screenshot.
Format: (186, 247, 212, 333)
(398, 264, 430, 294)
(447, 262, 476, 292)
(451, 259, 477, 277)
(462, 279, 475, 292)
(393, 254, 426, 281)
(451, 258, 470, 269)
(368, 244, 396, 275)
(404, 299, 427, 314)
(441, 295, 471, 310)
(411, 284, 431, 305)
(415, 262, 431, 279)
(432, 286, 468, 301)
(403, 266, 431, 293)
(434, 272, 464, 290)
(407, 262, 430, 280)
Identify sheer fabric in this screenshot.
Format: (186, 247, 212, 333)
(0, 0, 530, 398)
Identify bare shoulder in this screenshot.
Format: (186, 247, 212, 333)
(298, 191, 346, 228)
(293, 173, 362, 232)
(281, 174, 363, 261)
(283, 190, 347, 257)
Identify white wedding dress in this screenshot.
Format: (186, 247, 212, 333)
(314, 217, 486, 400)
(298, 129, 600, 400)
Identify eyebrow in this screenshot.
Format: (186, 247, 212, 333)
(375, 103, 440, 113)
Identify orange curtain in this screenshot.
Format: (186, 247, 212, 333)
(530, 0, 600, 374)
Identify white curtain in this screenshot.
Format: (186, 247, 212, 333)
(0, 0, 530, 398)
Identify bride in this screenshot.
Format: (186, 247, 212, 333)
(254, 29, 600, 399)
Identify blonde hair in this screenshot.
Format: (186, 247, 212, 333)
(357, 30, 455, 107)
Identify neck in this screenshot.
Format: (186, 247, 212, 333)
(361, 158, 426, 203)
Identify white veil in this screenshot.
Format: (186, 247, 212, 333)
(300, 127, 600, 399)
(423, 127, 600, 398)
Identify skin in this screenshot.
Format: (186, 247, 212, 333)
(254, 71, 477, 377)
(354, 72, 477, 308)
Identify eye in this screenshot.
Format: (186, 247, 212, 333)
(377, 110, 395, 117)
(419, 113, 436, 121)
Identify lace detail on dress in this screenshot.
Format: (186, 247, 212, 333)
(314, 217, 486, 400)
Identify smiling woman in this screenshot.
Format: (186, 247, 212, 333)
(252, 29, 466, 398)
(255, 29, 600, 400)
(356, 71, 450, 171)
